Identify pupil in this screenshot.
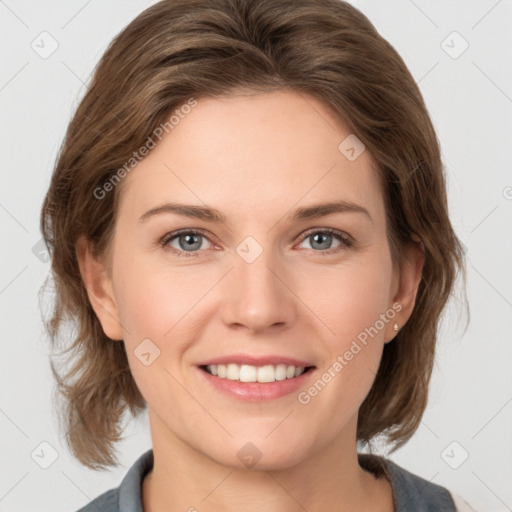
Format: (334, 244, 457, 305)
(182, 234, 200, 250)
(312, 233, 331, 250)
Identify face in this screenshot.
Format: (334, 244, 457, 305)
(86, 90, 414, 471)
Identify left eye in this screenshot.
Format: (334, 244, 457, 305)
(298, 229, 353, 253)
(160, 228, 353, 257)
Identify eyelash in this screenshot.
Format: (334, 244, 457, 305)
(159, 228, 354, 258)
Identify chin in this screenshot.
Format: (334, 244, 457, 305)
(207, 437, 310, 472)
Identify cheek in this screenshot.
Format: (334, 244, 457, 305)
(110, 251, 183, 352)
(304, 256, 393, 343)
(112, 253, 212, 363)
(111, 259, 191, 403)
(113, 244, 393, 349)
(115, 275, 171, 337)
(304, 255, 393, 398)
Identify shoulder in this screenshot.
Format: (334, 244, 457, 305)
(358, 453, 457, 512)
(75, 489, 119, 512)
(73, 449, 154, 512)
(384, 458, 457, 511)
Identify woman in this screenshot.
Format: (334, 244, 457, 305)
(40, 0, 467, 510)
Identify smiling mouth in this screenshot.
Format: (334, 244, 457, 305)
(199, 364, 316, 383)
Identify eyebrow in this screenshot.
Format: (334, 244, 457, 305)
(138, 200, 373, 224)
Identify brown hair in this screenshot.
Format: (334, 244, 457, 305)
(40, 0, 468, 470)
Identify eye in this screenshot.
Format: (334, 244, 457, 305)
(160, 229, 215, 257)
(297, 228, 353, 254)
(160, 227, 354, 258)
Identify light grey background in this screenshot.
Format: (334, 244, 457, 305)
(1, 1, 511, 511)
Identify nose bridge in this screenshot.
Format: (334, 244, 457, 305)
(220, 234, 296, 332)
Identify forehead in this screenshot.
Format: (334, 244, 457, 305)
(118, 90, 384, 224)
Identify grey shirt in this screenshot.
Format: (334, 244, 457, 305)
(76, 449, 457, 511)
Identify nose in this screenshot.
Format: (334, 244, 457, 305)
(219, 243, 298, 335)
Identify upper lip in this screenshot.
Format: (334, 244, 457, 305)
(197, 354, 315, 368)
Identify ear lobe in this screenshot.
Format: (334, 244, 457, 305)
(388, 238, 425, 340)
(76, 237, 124, 341)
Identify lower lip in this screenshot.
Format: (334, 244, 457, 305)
(197, 366, 316, 401)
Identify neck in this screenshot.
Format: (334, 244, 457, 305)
(142, 410, 394, 512)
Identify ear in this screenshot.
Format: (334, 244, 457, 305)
(386, 234, 425, 343)
(76, 237, 124, 341)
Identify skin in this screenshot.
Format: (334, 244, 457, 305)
(78, 89, 423, 512)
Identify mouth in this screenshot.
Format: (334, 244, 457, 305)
(199, 363, 316, 383)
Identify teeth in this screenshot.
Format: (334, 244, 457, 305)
(205, 363, 307, 383)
